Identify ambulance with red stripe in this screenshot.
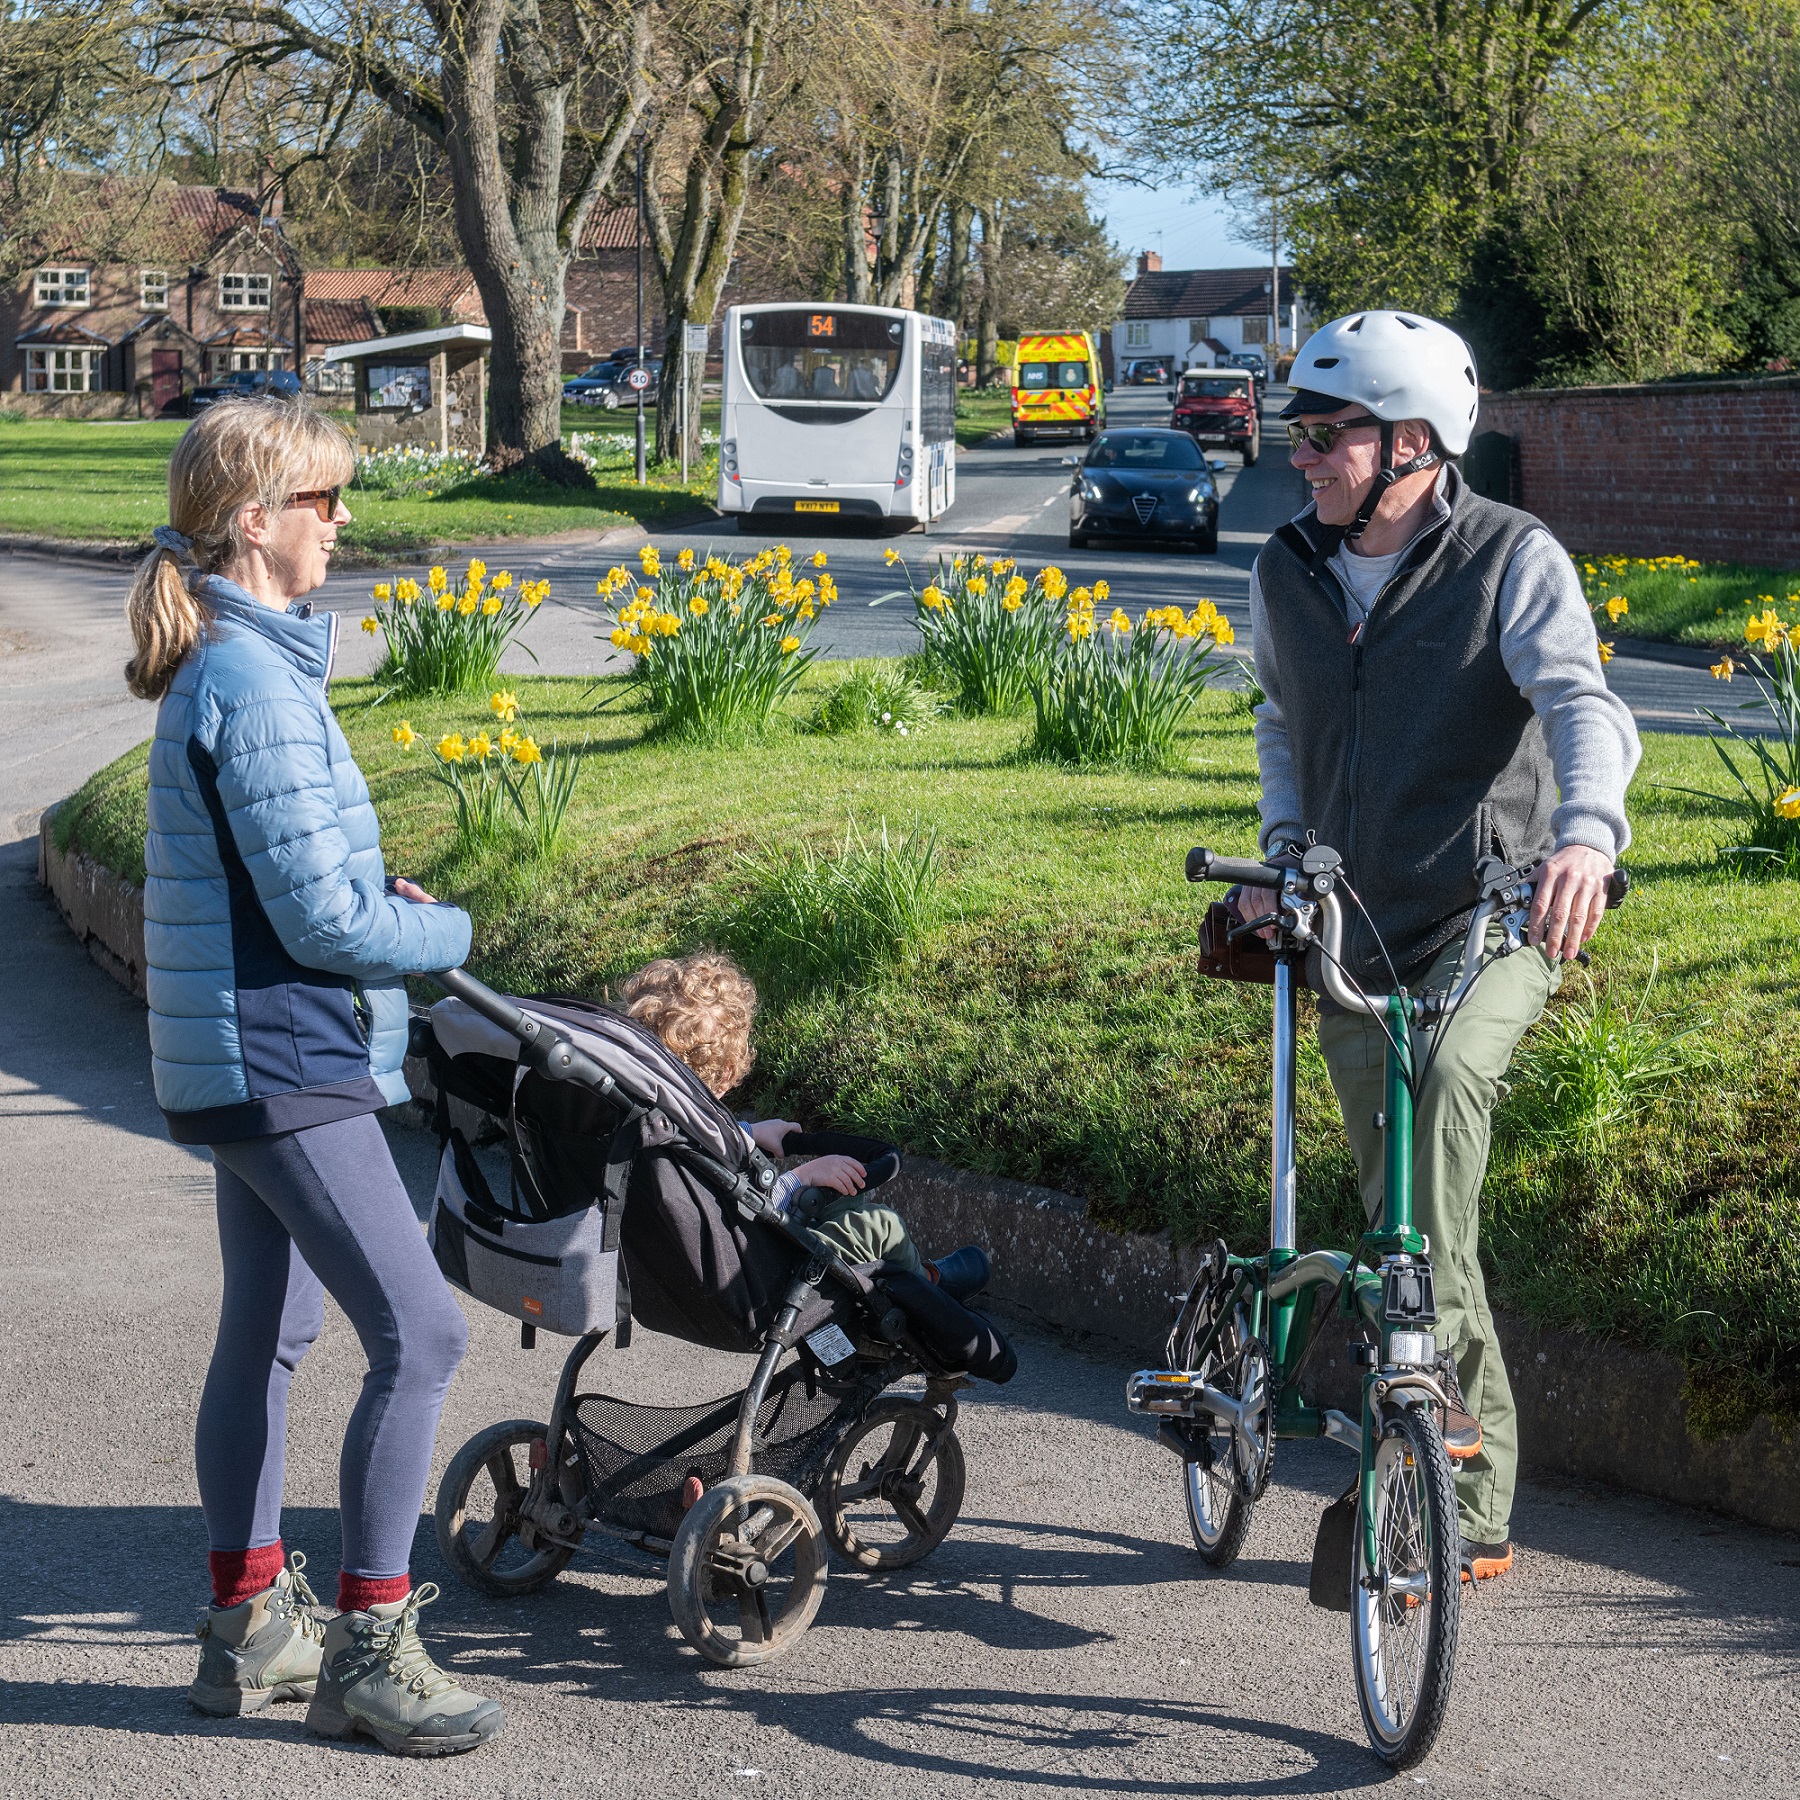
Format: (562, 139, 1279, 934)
(1010, 331, 1106, 447)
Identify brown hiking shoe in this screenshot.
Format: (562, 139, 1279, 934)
(1460, 1538, 1515, 1582)
(1437, 1357, 1483, 1461)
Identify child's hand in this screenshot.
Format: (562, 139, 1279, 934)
(749, 1118, 802, 1157)
(790, 1154, 866, 1196)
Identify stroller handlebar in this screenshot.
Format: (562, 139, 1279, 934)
(431, 968, 616, 1094)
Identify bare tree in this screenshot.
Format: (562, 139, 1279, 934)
(161, 0, 652, 476)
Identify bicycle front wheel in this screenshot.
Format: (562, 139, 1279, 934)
(1351, 1405, 1460, 1768)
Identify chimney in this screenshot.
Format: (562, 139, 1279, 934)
(1136, 250, 1163, 276)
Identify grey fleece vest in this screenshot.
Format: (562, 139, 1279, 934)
(1256, 468, 1556, 987)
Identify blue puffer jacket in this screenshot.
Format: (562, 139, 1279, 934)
(145, 576, 472, 1144)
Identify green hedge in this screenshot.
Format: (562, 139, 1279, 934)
(57, 672, 1800, 1423)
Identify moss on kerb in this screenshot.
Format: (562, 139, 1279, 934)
(47, 669, 1800, 1426)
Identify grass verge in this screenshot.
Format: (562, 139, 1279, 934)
(53, 672, 1800, 1423)
(954, 389, 1015, 447)
(1580, 553, 1800, 648)
(0, 416, 715, 552)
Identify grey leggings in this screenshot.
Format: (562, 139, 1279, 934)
(196, 1112, 467, 1579)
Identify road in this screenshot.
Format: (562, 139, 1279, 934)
(1, 393, 1796, 1799)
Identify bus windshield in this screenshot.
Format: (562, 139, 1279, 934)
(739, 308, 904, 402)
(1018, 360, 1090, 391)
(1087, 433, 1205, 470)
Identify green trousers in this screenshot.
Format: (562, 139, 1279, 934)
(1315, 929, 1559, 1545)
(797, 1195, 925, 1278)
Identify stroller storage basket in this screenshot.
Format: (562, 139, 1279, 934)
(573, 1361, 877, 1542)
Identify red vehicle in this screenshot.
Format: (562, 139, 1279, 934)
(1169, 367, 1260, 466)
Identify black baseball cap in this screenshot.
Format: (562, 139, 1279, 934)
(1279, 388, 1357, 419)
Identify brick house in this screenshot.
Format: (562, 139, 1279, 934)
(2, 182, 304, 416)
(1108, 252, 1306, 378)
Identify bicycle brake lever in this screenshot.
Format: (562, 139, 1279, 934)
(1226, 913, 1280, 943)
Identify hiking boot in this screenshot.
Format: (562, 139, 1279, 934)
(1437, 1356, 1483, 1461)
(305, 1582, 503, 1757)
(1460, 1538, 1515, 1582)
(930, 1246, 991, 1302)
(188, 1553, 326, 1716)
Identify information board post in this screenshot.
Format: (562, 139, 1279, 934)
(681, 322, 708, 486)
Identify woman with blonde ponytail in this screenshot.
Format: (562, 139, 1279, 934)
(137, 399, 504, 1756)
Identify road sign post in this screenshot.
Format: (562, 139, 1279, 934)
(681, 322, 708, 485)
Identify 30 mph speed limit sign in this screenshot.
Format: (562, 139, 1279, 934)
(626, 366, 652, 391)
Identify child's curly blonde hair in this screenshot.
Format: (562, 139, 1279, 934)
(620, 951, 758, 1096)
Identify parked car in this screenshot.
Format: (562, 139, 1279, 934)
(564, 356, 663, 408)
(187, 368, 303, 414)
(1169, 367, 1261, 466)
(1068, 427, 1222, 554)
(1223, 351, 1268, 402)
(1120, 357, 1172, 386)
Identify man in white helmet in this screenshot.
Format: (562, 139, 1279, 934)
(1242, 310, 1640, 1582)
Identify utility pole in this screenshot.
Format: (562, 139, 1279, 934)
(634, 138, 646, 485)
(1269, 194, 1281, 367)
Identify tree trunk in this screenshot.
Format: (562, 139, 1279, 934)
(936, 201, 973, 328)
(976, 206, 1004, 383)
(842, 142, 872, 302)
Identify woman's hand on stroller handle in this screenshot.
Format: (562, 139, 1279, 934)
(429, 968, 617, 1094)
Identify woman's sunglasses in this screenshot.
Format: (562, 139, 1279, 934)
(287, 487, 343, 522)
(1284, 416, 1380, 453)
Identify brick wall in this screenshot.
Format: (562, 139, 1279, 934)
(1481, 375, 1800, 568)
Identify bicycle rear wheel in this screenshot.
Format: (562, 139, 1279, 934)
(1351, 1405, 1460, 1767)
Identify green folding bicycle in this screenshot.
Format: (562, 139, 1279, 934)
(1127, 840, 1626, 1767)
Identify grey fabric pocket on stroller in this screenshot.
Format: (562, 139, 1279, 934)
(429, 1133, 618, 1337)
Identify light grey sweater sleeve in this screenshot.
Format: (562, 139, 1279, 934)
(1248, 565, 1306, 854)
(1497, 530, 1641, 860)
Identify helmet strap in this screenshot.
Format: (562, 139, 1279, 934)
(1342, 421, 1439, 543)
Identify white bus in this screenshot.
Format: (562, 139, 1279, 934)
(717, 303, 957, 528)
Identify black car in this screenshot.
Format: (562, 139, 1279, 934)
(1069, 428, 1221, 553)
(563, 356, 663, 408)
(188, 368, 302, 413)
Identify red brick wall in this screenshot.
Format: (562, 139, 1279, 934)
(1480, 376, 1800, 569)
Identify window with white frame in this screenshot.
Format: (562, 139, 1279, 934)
(1124, 321, 1150, 347)
(34, 268, 90, 307)
(219, 272, 272, 311)
(210, 348, 287, 375)
(141, 270, 170, 311)
(1189, 317, 1211, 340)
(25, 347, 100, 392)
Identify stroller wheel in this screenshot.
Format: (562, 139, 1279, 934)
(436, 1420, 581, 1597)
(821, 1398, 966, 1570)
(667, 1475, 827, 1667)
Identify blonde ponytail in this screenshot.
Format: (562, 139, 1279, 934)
(123, 396, 355, 702)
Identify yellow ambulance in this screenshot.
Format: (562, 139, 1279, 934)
(1010, 331, 1106, 447)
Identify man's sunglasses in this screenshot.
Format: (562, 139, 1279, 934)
(1284, 416, 1381, 453)
(287, 487, 343, 522)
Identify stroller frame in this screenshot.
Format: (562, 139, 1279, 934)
(424, 970, 994, 1666)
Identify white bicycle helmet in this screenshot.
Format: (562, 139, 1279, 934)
(1282, 310, 1479, 453)
(1281, 311, 1481, 537)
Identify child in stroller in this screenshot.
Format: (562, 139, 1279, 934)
(618, 951, 992, 1303)
(415, 964, 1015, 1668)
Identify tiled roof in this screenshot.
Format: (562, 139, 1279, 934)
(303, 268, 484, 315)
(579, 205, 645, 252)
(304, 297, 383, 345)
(1122, 266, 1296, 320)
(21, 180, 286, 269)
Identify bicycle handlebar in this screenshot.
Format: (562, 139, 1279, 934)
(1185, 847, 1285, 888)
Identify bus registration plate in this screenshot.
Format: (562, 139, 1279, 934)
(794, 500, 840, 513)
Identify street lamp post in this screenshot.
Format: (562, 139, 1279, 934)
(634, 137, 646, 485)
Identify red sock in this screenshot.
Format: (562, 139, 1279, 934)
(338, 1571, 411, 1613)
(210, 1541, 286, 1610)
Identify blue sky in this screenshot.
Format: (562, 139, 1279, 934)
(1089, 177, 1281, 272)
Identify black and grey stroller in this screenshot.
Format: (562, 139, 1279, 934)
(411, 970, 1017, 1667)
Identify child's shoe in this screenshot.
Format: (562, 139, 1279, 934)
(930, 1246, 991, 1301)
(305, 1582, 503, 1757)
(188, 1554, 326, 1716)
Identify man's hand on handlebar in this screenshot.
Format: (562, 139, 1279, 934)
(1229, 883, 1278, 942)
(1529, 844, 1614, 962)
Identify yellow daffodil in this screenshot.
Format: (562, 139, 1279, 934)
(1747, 608, 1784, 647)
(481, 595, 502, 615)
(1108, 607, 1131, 633)
(396, 577, 421, 605)
(468, 730, 493, 760)
(526, 580, 549, 609)
(920, 584, 947, 611)
(818, 574, 837, 604)
(690, 596, 710, 616)
(1597, 638, 1614, 663)
(966, 575, 988, 597)
(1040, 566, 1068, 601)
(1605, 595, 1628, 622)
(779, 635, 801, 654)
(466, 558, 487, 583)
(993, 557, 1015, 575)
(639, 545, 661, 577)
(457, 594, 478, 616)
(511, 736, 544, 766)
(360, 615, 380, 635)
(1711, 655, 1736, 681)
(677, 547, 695, 572)
(492, 570, 513, 591)
(761, 611, 784, 626)
(1092, 579, 1110, 602)
(391, 720, 418, 748)
(1212, 617, 1236, 646)
(884, 547, 900, 565)
(1775, 786, 1800, 820)
(428, 565, 448, 593)
(1003, 576, 1027, 611)
(776, 544, 792, 564)
(372, 583, 392, 603)
(973, 554, 988, 568)
(436, 733, 466, 763)
(490, 690, 519, 722)
(436, 591, 455, 612)
(656, 612, 680, 635)
(610, 627, 629, 648)
(812, 550, 828, 568)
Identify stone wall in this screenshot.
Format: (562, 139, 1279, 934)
(1479, 375, 1800, 567)
(3, 391, 145, 421)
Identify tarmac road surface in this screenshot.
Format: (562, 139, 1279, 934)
(1, 404, 1796, 1798)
